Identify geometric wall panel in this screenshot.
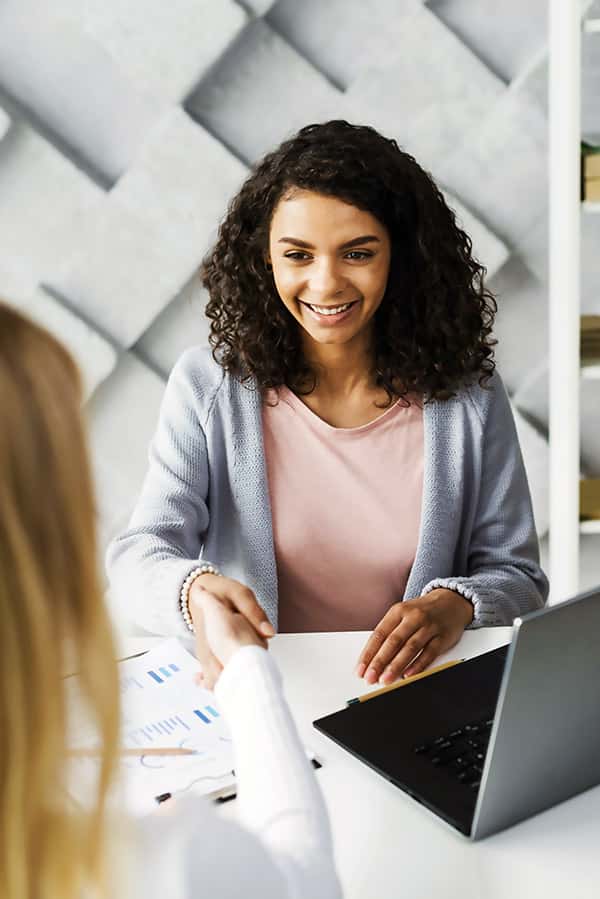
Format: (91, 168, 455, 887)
(514, 210, 547, 283)
(345, 6, 505, 175)
(133, 275, 210, 380)
(426, 0, 547, 84)
(85, 0, 248, 105)
(437, 89, 548, 250)
(268, 0, 422, 90)
(86, 352, 166, 552)
(0, 120, 103, 299)
(49, 108, 247, 348)
(186, 19, 344, 164)
(0, 6, 164, 185)
(512, 401, 549, 538)
(515, 54, 549, 117)
(12, 286, 117, 401)
(245, 0, 279, 14)
(446, 192, 509, 278)
(488, 257, 548, 395)
(512, 362, 548, 434)
(0, 106, 9, 141)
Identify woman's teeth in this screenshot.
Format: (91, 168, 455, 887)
(307, 302, 353, 316)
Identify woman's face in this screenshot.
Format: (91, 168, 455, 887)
(268, 190, 391, 351)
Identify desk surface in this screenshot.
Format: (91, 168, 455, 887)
(121, 629, 600, 899)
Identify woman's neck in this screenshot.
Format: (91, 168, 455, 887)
(303, 333, 375, 399)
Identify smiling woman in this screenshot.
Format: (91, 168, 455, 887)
(107, 120, 548, 690)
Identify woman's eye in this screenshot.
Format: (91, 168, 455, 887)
(345, 250, 373, 261)
(284, 251, 311, 261)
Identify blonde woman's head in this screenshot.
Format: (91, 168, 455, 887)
(0, 302, 120, 899)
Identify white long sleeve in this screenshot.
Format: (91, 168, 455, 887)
(134, 646, 342, 899)
(216, 646, 341, 896)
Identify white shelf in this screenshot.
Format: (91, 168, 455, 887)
(549, 1, 582, 596)
(583, 18, 600, 32)
(580, 520, 600, 534)
(582, 201, 600, 212)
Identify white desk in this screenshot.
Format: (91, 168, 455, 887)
(120, 629, 600, 899)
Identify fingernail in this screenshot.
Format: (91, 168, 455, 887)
(366, 667, 378, 684)
(379, 671, 392, 685)
(260, 621, 275, 637)
(356, 663, 366, 678)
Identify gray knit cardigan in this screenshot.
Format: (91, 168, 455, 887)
(106, 347, 548, 637)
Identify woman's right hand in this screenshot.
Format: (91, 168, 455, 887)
(189, 574, 275, 688)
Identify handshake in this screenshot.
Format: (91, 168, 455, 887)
(190, 573, 276, 690)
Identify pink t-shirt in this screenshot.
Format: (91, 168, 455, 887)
(262, 387, 424, 633)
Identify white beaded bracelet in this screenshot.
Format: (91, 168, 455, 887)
(179, 564, 221, 633)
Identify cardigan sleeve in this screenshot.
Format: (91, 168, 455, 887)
(105, 352, 220, 636)
(422, 374, 549, 626)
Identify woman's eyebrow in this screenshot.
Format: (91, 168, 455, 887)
(277, 235, 380, 249)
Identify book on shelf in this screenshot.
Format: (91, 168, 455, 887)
(581, 142, 600, 202)
(580, 479, 600, 523)
(581, 315, 600, 365)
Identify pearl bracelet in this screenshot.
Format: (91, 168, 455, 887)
(179, 564, 221, 633)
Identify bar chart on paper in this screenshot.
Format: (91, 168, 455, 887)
(127, 713, 191, 747)
(193, 705, 220, 724)
(146, 663, 181, 684)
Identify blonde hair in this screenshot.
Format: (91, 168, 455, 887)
(0, 303, 120, 898)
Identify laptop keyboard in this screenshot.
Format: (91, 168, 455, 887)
(413, 717, 494, 789)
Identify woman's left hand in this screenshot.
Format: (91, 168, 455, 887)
(355, 589, 474, 685)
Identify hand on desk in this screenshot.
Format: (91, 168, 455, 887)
(356, 589, 474, 686)
(190, 574, 275, 689)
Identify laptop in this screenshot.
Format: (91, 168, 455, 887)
(313, 586, 600, 840)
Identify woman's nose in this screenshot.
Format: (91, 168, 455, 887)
(307, 259, 345, 299)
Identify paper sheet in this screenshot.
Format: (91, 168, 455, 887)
(69, 639, 236, 815)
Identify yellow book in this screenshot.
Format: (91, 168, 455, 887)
(580, 479, 600, 522)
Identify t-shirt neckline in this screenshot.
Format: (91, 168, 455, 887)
(277, 385, 413, 435)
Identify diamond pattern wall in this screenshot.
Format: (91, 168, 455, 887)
(0, 106, 9, 141)
(1, 0, 598, 571)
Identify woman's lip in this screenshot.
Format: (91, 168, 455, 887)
(298, 299, 360, 325)
(298, 300, 359, 311)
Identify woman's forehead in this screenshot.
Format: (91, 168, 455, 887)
(270, 190, 387, 243)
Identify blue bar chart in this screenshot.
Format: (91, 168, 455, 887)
(127, 714, 192, 747)
(146, 661, 181, 684)
(193, 706, 220, 725)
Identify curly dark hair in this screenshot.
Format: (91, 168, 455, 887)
(202, 120, 497, 402)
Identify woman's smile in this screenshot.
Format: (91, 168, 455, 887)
(298, 298, 361, 325)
